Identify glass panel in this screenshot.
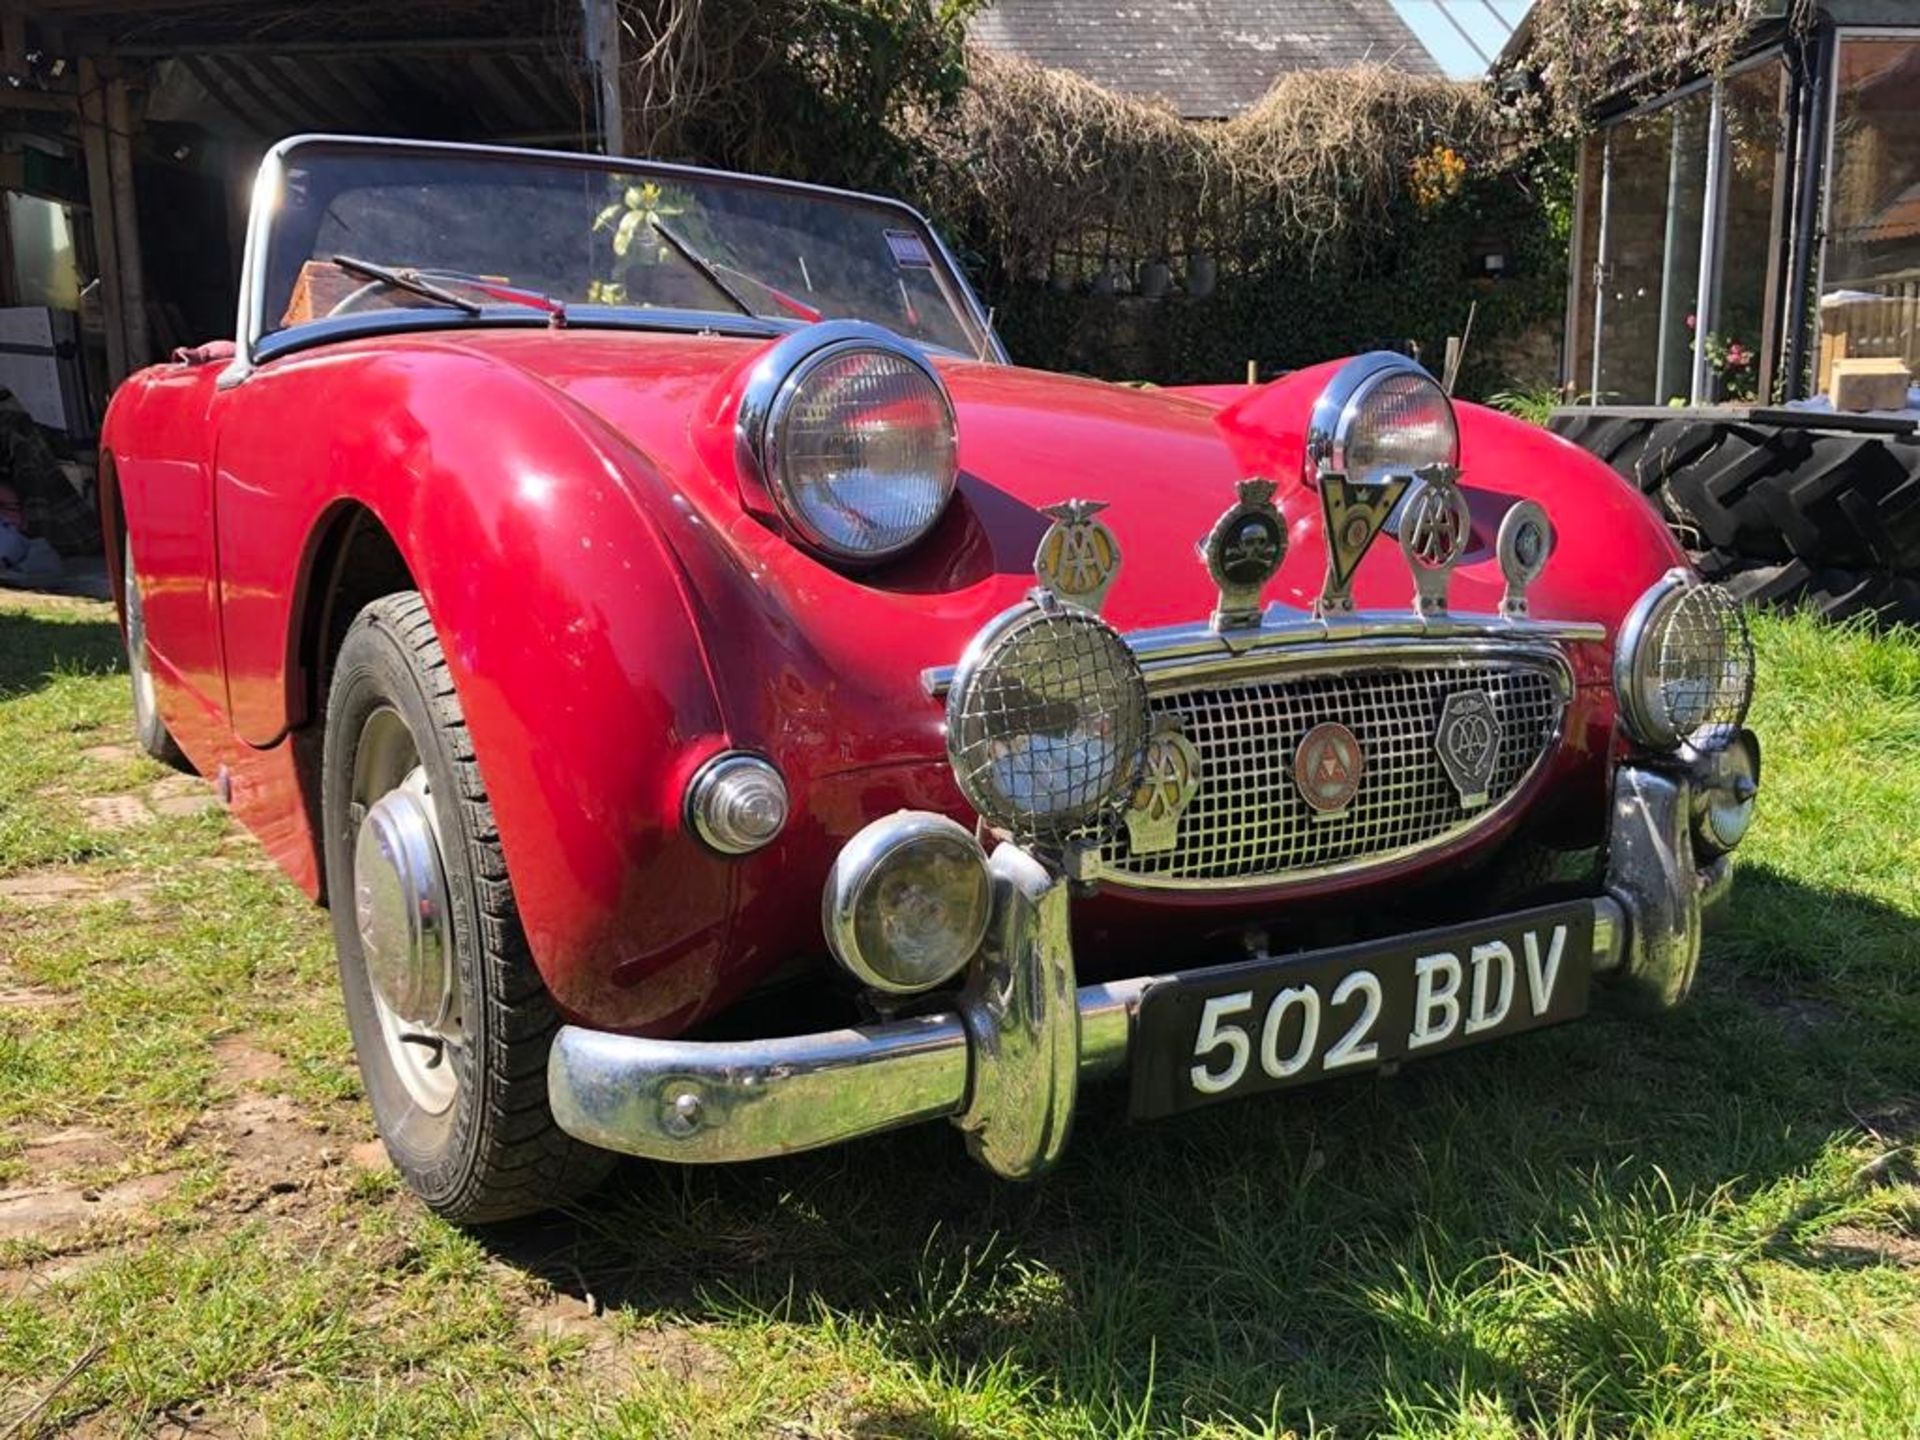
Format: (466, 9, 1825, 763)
(5, 194, 82, 311)
(1821, 37, 1920, 397)
(1593, 88, 1714, 405)
(1570, 132, 1604, 398)
(1708, 60, 1790, 402)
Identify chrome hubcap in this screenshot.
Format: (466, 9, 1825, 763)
(350, 708, 462, 1115)
(355, 774, 452, 1029)
(124, 537, 157, 724)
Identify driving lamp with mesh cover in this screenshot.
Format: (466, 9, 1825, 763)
(823, 811, 993, 994)
(1305, 352, 1460, 487)
(737, 321, 958, 564)
(1615, 573, 1755, 752)
(944, 600, 1151, 844)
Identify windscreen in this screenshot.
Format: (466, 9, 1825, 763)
(259, 144, 981, 355)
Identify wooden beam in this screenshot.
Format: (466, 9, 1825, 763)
(0, 88, 79, 112)
(3, 11, 27, 72)
(77, 58, 128, 385)
(105, 73, 149, 372)
(106, 36, 558, 58)
(28, 0, 294, 14)
(579, 0, 622, 154)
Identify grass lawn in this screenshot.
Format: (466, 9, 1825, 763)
(0, 589, 1916, 1438)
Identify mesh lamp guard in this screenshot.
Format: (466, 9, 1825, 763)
(944, 598, 1150, 848)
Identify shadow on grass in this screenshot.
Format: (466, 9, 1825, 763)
(483, 862, 1920, 1434)
(0, 607, 124, 701)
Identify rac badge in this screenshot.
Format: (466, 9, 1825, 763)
(1034, 498, 1121, 613)
(1294, 721, 1364, 818)
(1202, 478, 1288, 631)
(1435, 688, 1502, 810)
(1124, 717, 1202, 855)
(1496, 499, 1554, 618)
(1315, 472, 1409, 617)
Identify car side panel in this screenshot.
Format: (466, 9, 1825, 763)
(102, 366, 228, 719)
(102, 368, 328, 896)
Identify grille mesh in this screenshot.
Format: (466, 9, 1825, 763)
(1094, 659, 1566, 886)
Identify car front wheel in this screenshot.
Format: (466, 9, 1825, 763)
(122, 532, 186, 767)
(321, 591, 613, 1222)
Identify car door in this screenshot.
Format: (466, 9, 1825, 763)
(113, 365, 230, 728)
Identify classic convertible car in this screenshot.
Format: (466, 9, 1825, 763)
(103, 136, 1759, 1221)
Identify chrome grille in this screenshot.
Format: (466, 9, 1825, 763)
(1093, 656, 1568, 888)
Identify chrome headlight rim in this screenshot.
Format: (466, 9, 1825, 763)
(1303, 350, 1459, 486)
(823, 810, 992, 995)
(735, 319, 958, 566)
(1614, 570, 1756, 753)
(944, 598, 1151, 844)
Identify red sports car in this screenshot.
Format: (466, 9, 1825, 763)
(103, 136, 1759, 1221)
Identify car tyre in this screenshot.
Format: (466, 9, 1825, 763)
(122, 532, 188, 769)
(322, 591, 613, 1223)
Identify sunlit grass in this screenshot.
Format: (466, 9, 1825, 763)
(0, 593, 1915, 1437)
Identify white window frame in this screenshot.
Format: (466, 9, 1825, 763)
(1815, 25, 1920, 383)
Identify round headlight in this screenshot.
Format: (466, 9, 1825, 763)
(685, 752, 789, 855)
(1305, 352, 1459, 487)
(823, 812, 992, 994)
(945, 602, 1150, 843)
(742, 323, 958, 564)
(1615, 575, 1755, 752)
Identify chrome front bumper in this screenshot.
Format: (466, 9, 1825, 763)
(548, 764, 1725, 1177)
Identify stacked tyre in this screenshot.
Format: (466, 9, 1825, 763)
(1610, 416, 1920, 627)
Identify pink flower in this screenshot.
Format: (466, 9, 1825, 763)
(1726, 342, 1750, 368)
(1685, 313, 1697, 331)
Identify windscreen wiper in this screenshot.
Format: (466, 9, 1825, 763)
(645, 219, 824, 322)
(331, 254, 483, 316)
(645, 217, 759, 319)
(332, 257, 570, 326)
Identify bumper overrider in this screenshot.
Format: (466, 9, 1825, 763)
(548, 755, 1743, 1177)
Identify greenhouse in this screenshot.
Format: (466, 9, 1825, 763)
(1565, 1, 1917, 409)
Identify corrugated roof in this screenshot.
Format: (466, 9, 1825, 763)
(142, 43, 591, 148)
(967, 0, 1444, 119)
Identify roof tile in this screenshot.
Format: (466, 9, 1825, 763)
(968, 0, 1444, 118)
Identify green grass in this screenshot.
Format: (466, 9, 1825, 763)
(1, 592, 1916, 1438)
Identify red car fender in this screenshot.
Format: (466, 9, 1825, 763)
(202, 345, 768, 1030)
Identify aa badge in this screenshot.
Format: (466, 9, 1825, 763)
(1398, 464, 1472, 617)
(1435, 688, 1501, 809)
(1202, 478, 1288, 630)
(1123, 717, 1202, 855)
(1033, 498, 1121, 613)
(1315, 472, 1409, 617)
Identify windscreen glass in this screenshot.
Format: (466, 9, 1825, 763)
(259, 145, 980, 354)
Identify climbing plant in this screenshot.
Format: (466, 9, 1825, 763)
(610, 0, 979, 192)
(1495, 0, 1813, 138)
